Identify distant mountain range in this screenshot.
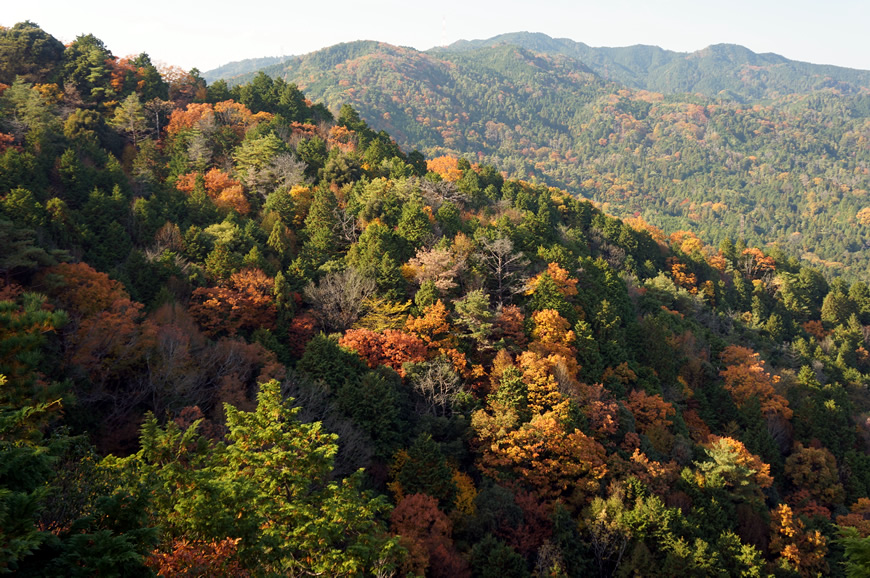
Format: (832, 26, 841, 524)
(202, 55, 290, 82)
(205, 32, 870, 101)
(203, 32, 870, 279)
(436, 32, 870, 99)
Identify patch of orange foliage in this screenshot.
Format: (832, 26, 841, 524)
(426, 156, 463, 182)
(719, 345, 792, 419)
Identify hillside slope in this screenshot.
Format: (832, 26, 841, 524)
(212, 39, 870, 280)
(5, 22, 870, 576)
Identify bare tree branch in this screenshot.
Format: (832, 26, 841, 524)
(304, 268, 377, 332)
(475, 236, 529, 305)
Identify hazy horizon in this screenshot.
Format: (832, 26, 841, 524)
(203, 31, 870, 75)
(6, 0, 869, 73)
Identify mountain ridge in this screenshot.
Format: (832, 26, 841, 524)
(205, 31, 870, 100)
(432, 32, 870, 98)
(202, 54, 291, 83)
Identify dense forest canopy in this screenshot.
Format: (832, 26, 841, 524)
(3, 20, 870, 576)
(209, 33, 870, 284)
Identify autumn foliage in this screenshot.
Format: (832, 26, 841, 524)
(625, 389, 676, 435)
(45, 262, 130, 317)
(145, 538, 248, 577)
(166, 100, 258, 137)
(176, 168, 249, 215)
(390, 494, 470, 577)
(837, 498, 870, 537)
(784, 443, 845, 506)
(475, 411, 607, 504)
(189, 269, 277, 337)
(769, 504, 828, 576)
(339, 328, 427, 376)
(45, 263, 156, 389)
(405, 300, 453, 349)
(719, 345, 792, 419)
(4, 24, 870, 575)
(526, 262, 578, 298)
(493, 304, 528, 349)
(426, 156, 463, 182)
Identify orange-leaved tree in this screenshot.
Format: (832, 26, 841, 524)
(405, 300, 471, 376)
(390, 494, 471, 578)
(740, 247, 776, 280)
(668, 258, 698, 293)
(526, 308, 579, 387)
(719, 345, 792, 419)
(176, 168, 249, 215)
(577, 383, 621, 443)
(189, 268, 277, 337)
(339, 328, 427, 376)
(44, 262, 156, 389)
(45, 262, 129, 317)
(426, 156, 463, 182)
(624, 390, 676, 436)
(145, 538, 248, 577)
(624, 389, 677, 453)
(405, 300, 453, 350)
(836, 498, 870, 537)
(40, 263, 160, 451)
(493, 304, 528, 350)
(526, 262, 578, 298)
(769, 503, 828, 576)
(669, 230, 703, 256)
(517, 351, 573, 418)
(390, 494, 469, 578)
(529, 309, 576, 359)
(166, 102, 214, 136)
(475, 411, 606, 505)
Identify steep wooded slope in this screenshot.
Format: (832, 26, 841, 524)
(212, 39, 870, 280)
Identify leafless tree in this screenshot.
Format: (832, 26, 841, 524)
(419, 178, 469, 211)
(588, 227, 628, 271)
(475, 236, 529, 305)
(407, 358, 463, 418)
(333, 204, 361, 246)
(407, 246, 466, 294)
(152, 221, 185, 253)
(304, 268, 377, 332)
(144, 97, 175, 136)
(58, 84, 84, 118)
(244, 152, 308, 197)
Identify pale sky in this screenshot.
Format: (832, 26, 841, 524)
(5, 0, 869, 73)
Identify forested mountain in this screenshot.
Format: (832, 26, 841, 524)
(210, 32, 870, 101)
(5, 20, 870, 576)
(208, 34, 870, 283)
(202, 55, 290, 84)
(439, 32, 870, 100)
